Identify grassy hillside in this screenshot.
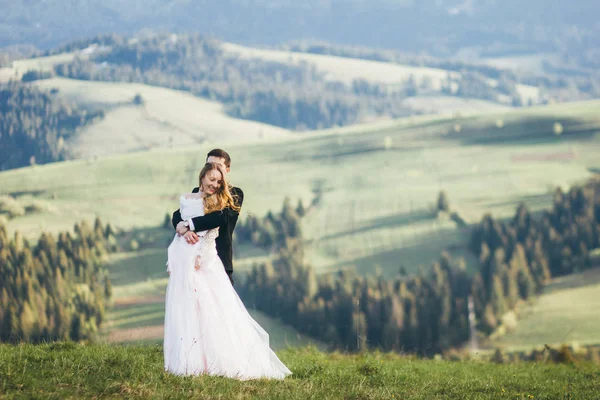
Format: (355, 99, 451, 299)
(223, 42, 459, 90)
(0, 53, 75, 84)
(1, 51, 292, 156)
(33, 78, 290, 158)
(491, 268, 600, 351)
(223, 42, 540, 106)
(2, 43, 531, 130)
(1, 100, 599, 347)
(0, 343, 598, 399)
(11, 53, 76, 75)
(1, 100, 599, 274)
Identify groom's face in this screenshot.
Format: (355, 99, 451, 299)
(206, 156, 230, 174)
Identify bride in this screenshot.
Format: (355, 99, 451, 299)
(163, 162, 291, 380)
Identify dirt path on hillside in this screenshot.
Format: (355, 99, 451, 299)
(107, 325, 164, 342)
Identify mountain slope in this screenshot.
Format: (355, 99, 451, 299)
(33, 78, 290, 158)
(1, 99, 598, 274)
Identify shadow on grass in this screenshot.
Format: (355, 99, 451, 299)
(323, 225, 478, 278)
(108, 249, 167, 286)
(448, 116, 600, 146)
(542, 268, 600, 295)
(479, 192, 552, 210)
(317, 208, 435, 243)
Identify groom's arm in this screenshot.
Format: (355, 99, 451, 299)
(189, 208, 238, 232)
(172, 209, 183, 229)
(189, 188, 244, 232)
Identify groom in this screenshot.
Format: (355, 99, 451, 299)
(172, 148, 244, 286)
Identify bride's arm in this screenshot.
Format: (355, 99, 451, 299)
(188, 187, 244, 232)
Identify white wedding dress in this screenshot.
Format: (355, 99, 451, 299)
(163, 195, 291, 380)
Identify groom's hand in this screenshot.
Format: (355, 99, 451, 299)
(176, 221, 189, 236)
(183, 230, 199, 244)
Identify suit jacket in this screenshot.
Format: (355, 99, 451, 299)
(172, 186, 244, 285)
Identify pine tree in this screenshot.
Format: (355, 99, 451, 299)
(0, 219, 113, 343)
(296, 199, 306, 218)
(490, 276, 506, 318)
(437, 190, 450, 212)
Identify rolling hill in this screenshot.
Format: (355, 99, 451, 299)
(1, 51, 292, 158)
(222, 42, 540, 107)
(33, 78, 290, 158)
(0, 43, 539, 162)
(1, 99, 599, 347)
(1, 99, 599, 270)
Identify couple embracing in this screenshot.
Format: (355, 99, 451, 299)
(163, 149, 291, 380)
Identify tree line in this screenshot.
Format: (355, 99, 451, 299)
(0, 81, 104, 170)
(241, 235, 471, 355)
(0, 218, 115, 342)
(48, 33, 600, 106)
(51, 33, 416, 130)
(46, 33, 600, 117)
(283, 41, 513, 80)
(49, 32, 600, 130)
(235, 197, 306, 250)
(236, 195, 471, 355)
(469, 183, 600, 334)
(285, 41, 600, 104)
(239, 180, 600, 355)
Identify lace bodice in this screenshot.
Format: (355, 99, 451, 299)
(180, 194, 219, 239)
(166, 195, 219, 274)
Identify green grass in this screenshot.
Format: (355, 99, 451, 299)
(491, 268, 600, 351)
(0, 343, 598, 399)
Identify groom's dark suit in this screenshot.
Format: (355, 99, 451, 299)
(172, 186, 244, 285)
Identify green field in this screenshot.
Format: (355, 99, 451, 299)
(222, 42, 459, 90)
(4, 44, 533, 125)
(32, 78, 290, 158)
(1, 343, 598, 399)
(223, 42, 540, 107)
(2, 99, 600, 347)
(491, 268, 600, 351)
(2, 99, 598, 274)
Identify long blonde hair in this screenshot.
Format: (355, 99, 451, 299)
(199, 162, 241, 214)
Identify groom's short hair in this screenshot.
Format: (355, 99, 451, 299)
(206, 149, 231, 168)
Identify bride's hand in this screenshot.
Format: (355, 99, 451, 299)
(176, 221, 188, 236)
(183, 230, 199, 244)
